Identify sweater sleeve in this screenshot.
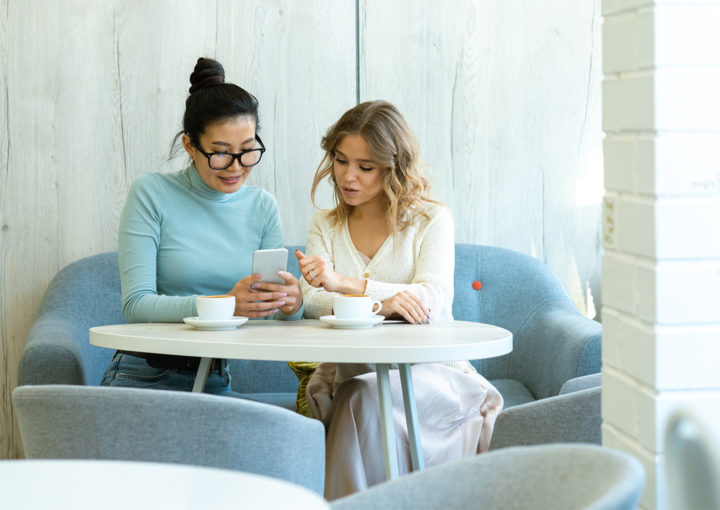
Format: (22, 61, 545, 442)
(300, 213, 336, 319)
(119, 176, 196, 323)
(365, 207, 455, 319)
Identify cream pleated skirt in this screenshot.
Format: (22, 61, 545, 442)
(308, 362, 504, 500)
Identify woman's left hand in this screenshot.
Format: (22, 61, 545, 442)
(380, 290, 429, 324)
(250, 271, 303, 316)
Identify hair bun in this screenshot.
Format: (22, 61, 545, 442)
(189, 57, 225, 94)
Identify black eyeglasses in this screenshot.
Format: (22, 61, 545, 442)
(193, 135, 266, 170)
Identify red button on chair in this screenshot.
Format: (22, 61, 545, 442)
(472, 281, 482, 290)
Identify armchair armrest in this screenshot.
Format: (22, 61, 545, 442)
(489, 386, 601, 450)
(512, 300, 601, 399)
(18, 312, 88, 386)
(560, 372, 601, 394)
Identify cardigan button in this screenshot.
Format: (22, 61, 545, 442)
(363, 272, 370, 278)
(472, 281, 482, 290)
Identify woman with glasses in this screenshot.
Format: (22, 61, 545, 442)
(100, 57, 303, 395)
(294, 100, 503, 499)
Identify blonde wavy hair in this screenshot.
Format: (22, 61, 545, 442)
(310, 100, 437, 234)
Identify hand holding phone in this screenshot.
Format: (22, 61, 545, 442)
(251, 248, 288, 284)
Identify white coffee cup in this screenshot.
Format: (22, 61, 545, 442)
(332, 294, 382, 320)
(196, 295, 236, 321)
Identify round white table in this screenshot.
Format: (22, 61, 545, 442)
(90, 319, 512, 480)
(0, 459, 329, 509)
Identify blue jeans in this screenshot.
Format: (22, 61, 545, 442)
(100, 351, 240, 397)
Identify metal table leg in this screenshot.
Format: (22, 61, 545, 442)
(399, 363, 424, 471)
(191, 357, 212, 393)
(376, 363, 399, 479)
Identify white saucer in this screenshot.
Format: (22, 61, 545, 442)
(183, 316, 248, 331)
(319, 315, 385, 329)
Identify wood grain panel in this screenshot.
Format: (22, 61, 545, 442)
(216, 0, 356, 244)
(0, 0, 123, 459)
(0, 0, 603, 461)
(0, 0, 218, 459)
(108, 0, 217, 228)
(0, 0, 14, 460)
(359, 0, 603, 316)
(359, 0, 545, 254)
(540, 0, 604, 319)
(0, 0, 356, 459)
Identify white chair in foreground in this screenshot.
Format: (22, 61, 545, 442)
(330, 444, 644, 510)
(665, 409, 720, 510)
(12, 384, 325, 494)
(0, 459, 329, 510)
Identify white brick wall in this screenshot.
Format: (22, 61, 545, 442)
(602, 1, 720, 508)
(602, 195, 720, 258)
(605, 134, 720, 196)
(604, 70, 720, 132)
(602, 0, 652, 17)
(655, 5, 720, 68)
(603, 371, 720, 510)
(603, 4, 720, 72)
(602, 9, 654, 74)
(603, 368, 720, 452)
(603, 422, 664, 510)
(601, 253, 720, 324)
(603, 308, 720, 390)
(603, 74, 654, 132)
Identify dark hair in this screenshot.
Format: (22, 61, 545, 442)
(171, 57, 259, 152)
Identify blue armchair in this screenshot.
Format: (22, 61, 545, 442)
(17, 251, 301, 405)
(447, 245, 602, 448)
(18, 244, 602, 445)
(330, 443, 643, 510)
(451, 245, 600, 405)
(13, 384, 325, 493)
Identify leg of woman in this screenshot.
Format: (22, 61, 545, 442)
(323, 363, 503, 500)
(324, 373, 391, 500)
(100, 352, 195, 391)
(101, 353, 246, 398)
(203, 363, 250, 399)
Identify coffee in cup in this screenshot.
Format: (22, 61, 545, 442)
(332, 294, 382, 320)
(196, 295, 236, 321)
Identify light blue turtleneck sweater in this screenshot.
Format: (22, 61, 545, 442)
(118, 164, 302, 323)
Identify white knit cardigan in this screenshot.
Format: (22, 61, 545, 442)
(300, 203, 475, 382)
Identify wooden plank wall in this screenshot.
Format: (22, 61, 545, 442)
(360, 0, 603, 313)
(0, 0, 602, 459)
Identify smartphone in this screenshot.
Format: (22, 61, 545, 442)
(251, 248, 288, 285)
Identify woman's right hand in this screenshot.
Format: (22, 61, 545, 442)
(295, 249, 344, 293)
(228, 274, 289, 318)
(380, 290, 429, 324)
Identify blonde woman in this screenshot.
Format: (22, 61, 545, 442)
(295, 100, 503, 500)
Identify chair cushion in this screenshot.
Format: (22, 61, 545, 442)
(227, 359, 299, 394)
(490, 379, 535, 409)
